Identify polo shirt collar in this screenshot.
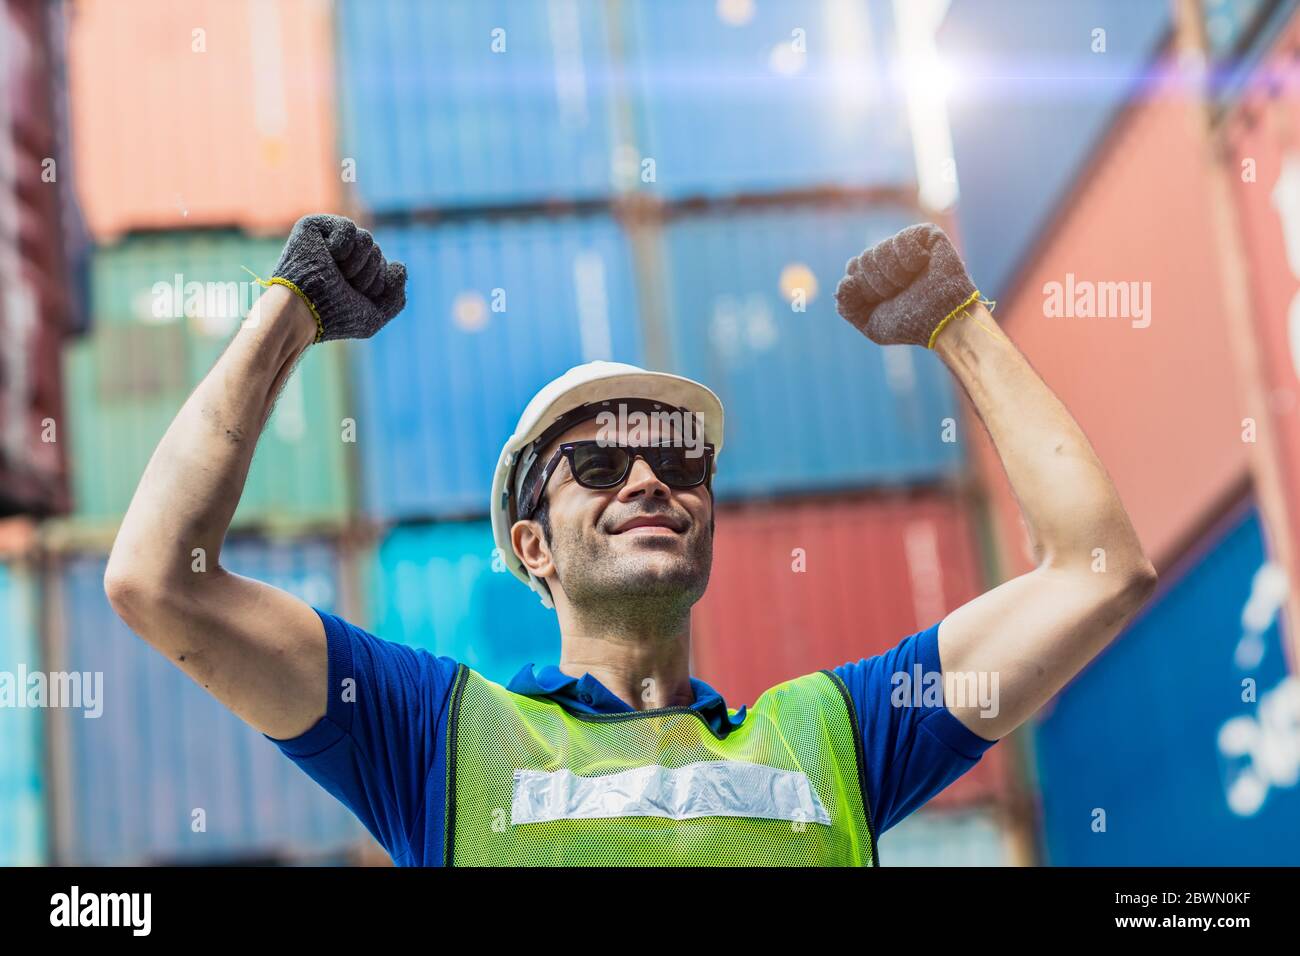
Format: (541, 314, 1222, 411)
(507, 663, 747, 739)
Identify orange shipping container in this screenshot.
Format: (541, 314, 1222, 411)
(692, 491, 1006, 810)
(66, 0, 339, 239)
(964, 53, 1249, 580)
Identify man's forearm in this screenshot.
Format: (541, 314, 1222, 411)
(106, 285, 317, 588)
(933, 304, 1151, 578)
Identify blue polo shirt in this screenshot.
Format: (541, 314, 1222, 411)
(270, 608, 997, 866)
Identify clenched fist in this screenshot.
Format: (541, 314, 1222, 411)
(834, 223, 978, 349)
(271, 214, 408, 343)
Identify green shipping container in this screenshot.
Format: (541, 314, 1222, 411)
(65, 234, 352, 530)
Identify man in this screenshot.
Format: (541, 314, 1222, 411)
(105, 215, 1157, 866)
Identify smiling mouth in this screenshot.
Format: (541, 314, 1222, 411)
(610, 517, 686, 535)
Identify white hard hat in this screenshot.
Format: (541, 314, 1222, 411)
(490, 360, 725, 609)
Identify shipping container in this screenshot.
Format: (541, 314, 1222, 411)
(0, 258, 70, 517)
(938, 0, 1170, 300)
(1034, 503, 1300, 865)
(367, 520, 561, 686)
(353, 215, 645, 520)
(877, 808, 1011, 865)
(1226, 27, 1300, 664)
(0, 558, 47, 865)
(51, 538, 362, 865)
(692, 491, 1006, 808)
(0, 0, 73, 516)
(967, 77, 1249, 577)
(619, 0, 912, 199)
(336, 0, 621, 212)
(64, 234, 352, 530)
(656, 204, 963, 500)
(44, 0, 93, 337)
(2, 0, 65, 286)
(66, 0, 339, 239)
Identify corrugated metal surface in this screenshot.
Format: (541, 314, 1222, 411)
(877, 809, 1010, 866)
(353, 215, 645, 520)
(2, 0, 64, 286)
(64, 234, 351, 529)
(0, 0, 72, 516)
(1226, 33, 1300, 636)
(367, 520, 561, 685)
(620, 0, 912, 198)
(66, 0, 339, 239)
(658, 205, 963, 499)
(44, 0, 93, 337)
(1035, 504, 1300, 865)
(692, 492, 1005, 808)
(336, 0, 620, 212)
(0, 260, 69, 518)
(969, 79, 1248, 577)
(55, 538, 361, 865)
(0, 559, 47, 865)
(938, 0, 1170, 300)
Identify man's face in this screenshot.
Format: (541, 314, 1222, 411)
(510, 415, 714, 615)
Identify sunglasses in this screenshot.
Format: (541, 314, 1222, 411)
(518, 440, 715, 520)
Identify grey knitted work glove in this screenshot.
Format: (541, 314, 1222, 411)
(271, 214, 407, 342)
(835, 223, 979, 348)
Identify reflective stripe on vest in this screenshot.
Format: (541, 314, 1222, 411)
(445, 665, 877, 866)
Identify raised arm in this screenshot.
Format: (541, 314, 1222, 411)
(104, 215, 407, 740)
(836, 224, 1157, 741)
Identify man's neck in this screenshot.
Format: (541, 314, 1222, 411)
(557, 616, 694, 711)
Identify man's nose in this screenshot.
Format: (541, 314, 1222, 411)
(617, 455, 669, 500)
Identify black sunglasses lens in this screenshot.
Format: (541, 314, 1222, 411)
(647, 447, 707, 486)
(571, 444, 630, 487)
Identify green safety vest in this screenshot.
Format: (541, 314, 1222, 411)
(444, 665, 877, 866)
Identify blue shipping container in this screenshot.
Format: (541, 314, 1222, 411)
(337, 0, 621, 211)
(0, 560, 46, 865)
(354, 215, 646, 520)
(56, 539, 362, 865)
(1034, 505, 1300, 865)
(938, 0, 1170, 300)
(659, 205, 963, 499)
(620, 0, 913, 198)
(367, 520, 560, 684)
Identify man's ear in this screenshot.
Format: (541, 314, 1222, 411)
(511, 519, 554, 579)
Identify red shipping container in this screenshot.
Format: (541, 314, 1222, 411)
(0, 0, 71, 515)
(692, 491, 1006, 809)
(66, 0, 340, 239)
(2, 0, 62, 281)
(965, 52, 1250, 580)
(1225, 15, 1300, 674)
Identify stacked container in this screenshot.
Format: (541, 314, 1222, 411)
(44, 0, 1018, 865)
(941, 0, 1300, 864)
(1034, 504, 1300, 864)
(0, 0, 73, 516)
(45, 0, 371, 865)
(333, 0, 1012, 861)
